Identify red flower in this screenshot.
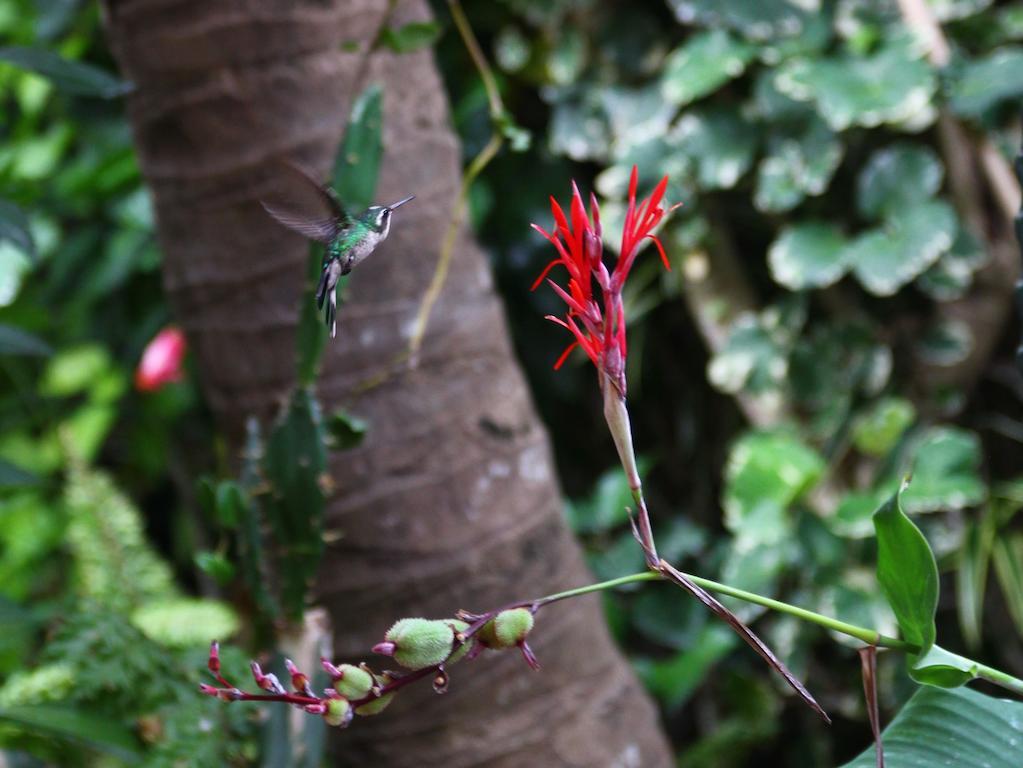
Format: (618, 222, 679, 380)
(531, 166, 677, 397)
(135, 326, 187, 392)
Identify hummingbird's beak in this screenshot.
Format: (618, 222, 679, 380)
(387, 195, 415, 211)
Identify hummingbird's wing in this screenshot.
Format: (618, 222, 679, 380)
(261, 202, 342, 244)
(261, 160, 352, 242)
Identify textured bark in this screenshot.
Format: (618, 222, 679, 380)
(103, 1, 673, 766)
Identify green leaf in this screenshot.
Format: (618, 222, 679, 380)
(378, 21, 442, 53)
(901, 427, 986, 513)
(0, 324, 52, 356)
(661, 30, 756, 107)
(846, 201, 957, 296)
(775, 36, 936, 131)
(634, 624, 737, 709)
(948, 46, 1023, 118)
(0, 47, 130, 98)
(841, 685, 1023, 768)
(957, 512, 994, 648)
(723, 430, 825, 542)
(566, 459, 652, 534)
(767, 221, 848, 290)
(40, 344, 110, 397)
(333, 85, 383, 211)
(851, 397, 915, 457)
(131, 597, 240, 648)
(915, 318, 973, 367)
(992, 533, 1023, 638)
(754, 117, 842, 213)
(0, 458, 39, 488)
(549, 94, 610, 162)
(195, 550, 236, 584)
(0, 240, 32, 307)
(917, 226, 989, 300)
(667, 0, 817, 42)
(856, 143, 944, 220)
(0, 705, 142, 761)
(326, 409, 368, 451)
(0, 199, 35, 262)
(873, 481, 937, 651)
(296, 248, 329, 386)
(674, 106, 758, 189)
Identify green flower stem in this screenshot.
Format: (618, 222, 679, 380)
(536, 571, 907, 647)
(536, 570, 1023, 695)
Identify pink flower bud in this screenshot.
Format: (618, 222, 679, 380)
(208, 641, 221, 674)
(372, 641, 396, 657)
(135, 326, 187, 392)
(285, 658, 308, 692)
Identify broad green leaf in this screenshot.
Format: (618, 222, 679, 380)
(910, 643, 980, 687)
(767, 221, 848, 289)
(775, 36, 936, 131)
(856, 143, 944, 220)
(602, 85, 678, 153)
(131, 598, 239, 648)
(0, 47, 130, 98)
(723, 430, 825, 540)
(873, 481, 937, 651)
(667, 0, 816, 42)
(378, 21, 442, 53)
(948, 46, 1023, 118)
(333, 85, 382, 211)
(992, 533, 1023, 638)
(40, 344, 110, 397)
(0, 199, 35, 261)
(0, 240, 32, 306)
(661, 30, 756, 107)
(841, 685, 1023, 768)
(851, 397, 915, 457)
(634, 624, 736, 709)
(566, 460, 651, 534)
(901, 427, 986, 513)
(673, 107, 758, 189)
(831, 489, 890, 539)
(846, 201, 957, 296)
(754, 117, 842, 213)
(0, 324, 51, 356)
(0, 705, 142, 761)
(194, 550, 236, 584)
(326, 408, 368, 450)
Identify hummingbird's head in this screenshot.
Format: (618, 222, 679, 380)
(368, 195, 415, 236)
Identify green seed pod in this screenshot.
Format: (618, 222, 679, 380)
(333, 664, 374, 699)
(385, 618, 456, 670)
(446, 619, 475, 665)
(355, 691, 394, 716)
(479, 608, 534, 650)
(324, 697, 351, 727)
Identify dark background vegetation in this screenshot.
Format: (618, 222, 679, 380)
(1, 0, 1023, 765)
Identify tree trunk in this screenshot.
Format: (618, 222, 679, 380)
(103, 1, 672, 766)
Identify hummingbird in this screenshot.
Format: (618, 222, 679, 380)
(261, 162, 414, 338)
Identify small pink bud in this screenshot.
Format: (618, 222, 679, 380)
(135, 326, 187, 392)
(285, 658, 307, 691)
(304, 702, 327, 715)
(372, 641, 396, 657)
(199, 683, 218, 696)
(321, 658, 343, 680)
(208, 641, 221, 674)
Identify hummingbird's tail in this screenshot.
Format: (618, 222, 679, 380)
(326, 289, 338, 339)
(315, 268, 329, 310)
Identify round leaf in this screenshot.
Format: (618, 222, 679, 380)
(767, 221, 849, 289)
(661, 29, 756, 107)
(856, 143, 944, 220)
